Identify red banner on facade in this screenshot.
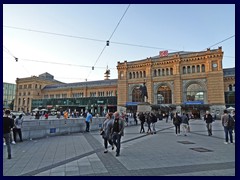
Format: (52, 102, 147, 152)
(160, 50, 168, 57)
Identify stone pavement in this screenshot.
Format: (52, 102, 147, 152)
(3, 119, 235, 176)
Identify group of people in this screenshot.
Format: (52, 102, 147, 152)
(100, 112, 124, 157)
(138, 112, 157, 134)
(3, 110, 24, 159)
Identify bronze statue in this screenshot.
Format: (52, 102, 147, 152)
(140, 82, 148, 102)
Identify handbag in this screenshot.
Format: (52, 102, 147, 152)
(100, 130, 105, 136)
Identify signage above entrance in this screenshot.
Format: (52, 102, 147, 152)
(184, 101, 204, 105)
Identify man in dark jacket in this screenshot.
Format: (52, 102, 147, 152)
(3, 109, 14, 159)
(204, 111, 213, 136)
(111, 112, 124, 157)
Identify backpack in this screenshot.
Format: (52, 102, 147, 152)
(227, 115, 235, 128)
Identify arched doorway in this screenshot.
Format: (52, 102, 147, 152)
(157, 85, 172, 104)
(132, 86, 142, 102)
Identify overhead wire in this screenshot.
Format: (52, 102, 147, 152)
(86, 4, 131, 80)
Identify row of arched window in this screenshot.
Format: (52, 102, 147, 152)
(153, 68, 173, 77)
(129, 71, 146, 79)
(182, 64, 205, 74)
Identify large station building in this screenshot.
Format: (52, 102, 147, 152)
(13, 47, 235, 118)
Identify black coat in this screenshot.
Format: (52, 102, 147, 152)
(3, 116, 14, 134)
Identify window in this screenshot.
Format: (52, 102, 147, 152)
(157, 86, 172, 104)
(187, 66, 191, 73)
(154, 70, 157, 77)
(28, 84, 32, 89)
(162, 69, 165, 76)
(19, 85, 22, 89)
(182, 67, 186, 74)
(140, 71, 143, 78)
(166, 68, 169, 76)
(133, 72, 135, 78)
(192, 66, 195, 73)
(158, 69, 161, 76)
(186, 84, 205, 101)
(132, 86, 142, 102)
(35, 84, 38, 89)
(170, 68, 173, 75)
(201, 64, 205, 72)
(136, 72, 139, 78)
(229, 85, 232, 91)
(197, 65, 200, 73)
(129, 72, 132, 79)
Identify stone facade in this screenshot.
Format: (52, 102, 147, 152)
(117, 47, 233, 116)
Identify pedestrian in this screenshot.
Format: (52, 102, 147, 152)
(101, 113, 114, 153)
(13, 114, 24, 142)
(85, 111, 92, 132)
(151, 112, 157, 134)
(111, 111, 124, 157)
(133, 112, 138, 125)
(139, 112, 145, 133)
(173, 112, 181, 136)
(204, 111, 213, 136)
(44, 112, 49, 119)
(181, 113, 189, 136)
(3, 109, 14, 159)
(231, 110, 235, 133)
(146, 113, 152, 134)
(165, 112, 169, 123)
(125, 113, 129, 126)
(221, 110, 234, 144)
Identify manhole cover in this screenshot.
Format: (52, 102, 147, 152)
(178, 141, 195, 144)
(190, 147, 213, 152)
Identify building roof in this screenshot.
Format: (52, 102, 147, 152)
(43, 79, 118, 90)
(223, 67, 235, 77)
(125, 48, 221, 64)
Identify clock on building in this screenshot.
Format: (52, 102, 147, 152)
(212, 63, 218, 68)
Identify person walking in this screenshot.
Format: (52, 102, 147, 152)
(221, 109, 234, 144)
(204, 111, 213, 136)
(133, 112, 138, 125)
(181, 113, 189, 136)
(146, 113, 152, 134)
(13, 114, 24, 142)
(151, 112, 157, 134)
(111, 112, 124, 157)
(3, 109, 14, 159)
(173, 112, 181, 136)
(101, 113, 114, 153)
(139, 112, 145, 133)
(85, 111, 92, 132)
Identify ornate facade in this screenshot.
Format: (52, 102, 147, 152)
(117, 47, 233, 117)
(13, 47, 235, 117)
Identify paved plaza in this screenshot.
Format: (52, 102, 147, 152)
(3, 119, 235, 176)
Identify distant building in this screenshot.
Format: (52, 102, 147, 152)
(3, 82, 16, 110)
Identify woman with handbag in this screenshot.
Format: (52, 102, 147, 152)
(101, 112, 114, 153)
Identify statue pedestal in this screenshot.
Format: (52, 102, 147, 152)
(137, 102, 152, 113)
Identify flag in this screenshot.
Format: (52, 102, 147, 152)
(160, 50, 168, 57)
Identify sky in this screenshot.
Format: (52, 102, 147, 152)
(3, 4, 235, 84)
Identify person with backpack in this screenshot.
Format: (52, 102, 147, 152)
(221, 109, 234, 144)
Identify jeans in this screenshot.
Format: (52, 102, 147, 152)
(174, 124, 180, 134)
(206, 123, 212, 135)
(13, 128, 23, 142)
(140, 122, 145, 133)
(224, 126, 233, 143)
(85, 121, 90, 132)
(112, 132, 122, 154)
(3, 133, 11, 156)
(104, 138, 113, 149)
